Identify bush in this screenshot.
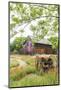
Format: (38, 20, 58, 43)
(10, 37, 26, 53)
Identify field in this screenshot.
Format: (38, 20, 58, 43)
(9, 54, 59, 87)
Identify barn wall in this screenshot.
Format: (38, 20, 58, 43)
(34, 43, 52, 54)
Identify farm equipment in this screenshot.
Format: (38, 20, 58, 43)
(35, 55, 54, 72)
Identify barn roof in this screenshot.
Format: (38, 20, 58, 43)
(35, 39, 52, 45)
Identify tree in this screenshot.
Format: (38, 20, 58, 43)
(10, 37, 26, 52)
(48, 36, 58, 49)
(9, 2, 59, 49)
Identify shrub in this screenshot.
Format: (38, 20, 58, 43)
(10, 37, 26, 53)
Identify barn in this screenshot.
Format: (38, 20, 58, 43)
(34, 39, 52, 54)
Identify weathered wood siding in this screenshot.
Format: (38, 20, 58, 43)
(34, 43, 52, 54)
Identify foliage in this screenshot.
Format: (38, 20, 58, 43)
(10, 3, 59, 51)
(10, 3, 58, 30)
(10, 37, 26, 52)
(48, 36, 58, 49)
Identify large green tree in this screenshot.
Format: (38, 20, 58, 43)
(10, 3, 59, 49)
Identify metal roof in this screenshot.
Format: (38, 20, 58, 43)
(36, 39, 52, 45)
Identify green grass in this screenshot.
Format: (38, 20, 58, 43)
(10, 60, 19, 68)
(10, 54, 59, 87)
(20, 55, 35, 66)
(10, 65, 36, 81)
(10, 72, 58, 87)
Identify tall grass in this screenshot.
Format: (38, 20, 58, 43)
(10, 65, 36, 81)
(10, 71, 58, 87)
(10, 54, 59, 87)
(10, 60, 19, 68)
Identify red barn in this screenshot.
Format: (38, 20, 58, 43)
(34, 39, 52, 54)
